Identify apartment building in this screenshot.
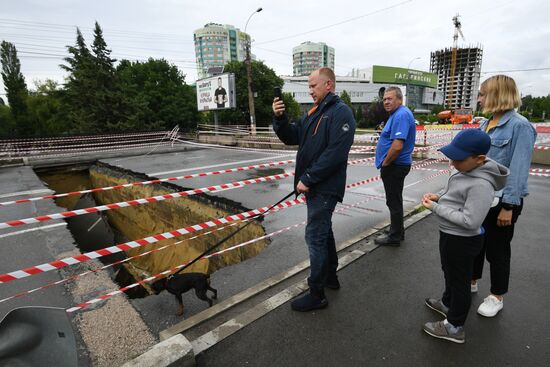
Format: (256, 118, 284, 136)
(194, 23, 250, 79)
(430, 46, 483, 110)
(292, 42, 335, 76)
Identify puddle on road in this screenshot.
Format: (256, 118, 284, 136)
(36, 162, 269, 298)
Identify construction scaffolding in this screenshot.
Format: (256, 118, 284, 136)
(430, 46, 483, 110)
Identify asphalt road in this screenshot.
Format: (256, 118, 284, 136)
(196, 174, 550, 367)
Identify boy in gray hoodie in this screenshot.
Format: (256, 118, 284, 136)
(421, 128, 509, 343)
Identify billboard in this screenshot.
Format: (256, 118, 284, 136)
(196, 73, 236, 111)
(372, 65, 438, 88)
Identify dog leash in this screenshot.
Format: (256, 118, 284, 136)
(171, 190, 297, 277)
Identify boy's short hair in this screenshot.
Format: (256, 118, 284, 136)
(480, 75, 521, 113)
(439, 129, 491, 161)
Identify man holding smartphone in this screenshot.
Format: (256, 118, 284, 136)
(272, 68, 356, 312)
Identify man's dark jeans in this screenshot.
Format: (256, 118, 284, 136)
(305, 193, 339, 294)
(380, 164, 411, 240)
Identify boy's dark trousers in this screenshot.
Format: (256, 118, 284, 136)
(439, 231, 484, 327)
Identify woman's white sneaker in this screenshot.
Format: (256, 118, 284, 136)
(471, 282, 478, 293)
(477, 295, 503, 317)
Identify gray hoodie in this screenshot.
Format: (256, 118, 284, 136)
(431, 158, 509, 237)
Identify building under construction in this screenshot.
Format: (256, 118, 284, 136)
(430, 46, 483, 110)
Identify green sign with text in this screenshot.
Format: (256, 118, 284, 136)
(372, 65, 438, 88)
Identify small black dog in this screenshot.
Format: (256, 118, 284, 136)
(152, 272, 217, 316)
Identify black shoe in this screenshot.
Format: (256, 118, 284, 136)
(291, 292, 328, 312)
(384, 230, 405, 241)
(326, 276, 340, 290)
(374, 234, 401, 246)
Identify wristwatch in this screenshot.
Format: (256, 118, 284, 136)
(500, 202, 516, 210)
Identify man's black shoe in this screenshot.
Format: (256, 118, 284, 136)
(326, 276, 340, 290)
(384, 230, 405, 241)
(291, 292, 328, 312)
(374, 235, 401, 246)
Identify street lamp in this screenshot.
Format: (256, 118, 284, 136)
(405, 57, 421, 108)
(244, 7, 263, 135)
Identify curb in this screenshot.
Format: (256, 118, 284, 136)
(121, 334, 195, 367)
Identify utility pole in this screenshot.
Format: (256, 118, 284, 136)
(244, 7, 262, 135)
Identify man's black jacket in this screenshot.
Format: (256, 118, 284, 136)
(272, 92, 356, 201)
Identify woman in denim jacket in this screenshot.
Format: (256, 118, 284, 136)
(472, 75, 537, 317)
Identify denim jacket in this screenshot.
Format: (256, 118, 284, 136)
(479, 110, 537, 205)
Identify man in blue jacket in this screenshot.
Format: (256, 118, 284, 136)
(374, 86, 416, 246)
(272, 67, 356, 312)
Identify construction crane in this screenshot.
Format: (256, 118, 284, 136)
(447, 14, 465, 108)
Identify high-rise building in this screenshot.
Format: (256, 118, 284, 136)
(194, 23, 251, 79)
(292, 42, 335, 76)
(429, 46, 483, 110)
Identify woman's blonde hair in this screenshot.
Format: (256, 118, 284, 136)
(480, 75, 522, 113)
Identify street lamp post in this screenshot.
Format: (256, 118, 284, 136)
(406, 57, 421, 108)
(245, 7, 262, 135)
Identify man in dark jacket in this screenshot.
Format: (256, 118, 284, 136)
(272, 67, 356, 312)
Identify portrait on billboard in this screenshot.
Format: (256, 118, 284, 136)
(214, 77, 228, 108)
(196, 73, 236, 112)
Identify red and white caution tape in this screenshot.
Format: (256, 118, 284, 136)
(0, 159, 296, 207)
(0, 218, 250, 304)
(0, 157, 375, 207)
(0, 172, 294, 230)
(0, 131, 170, 146)
(0, 196, 306, 284)
(534, 145, 550, 151)
(531, 168, 550, 173)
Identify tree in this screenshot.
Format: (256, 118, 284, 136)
(60, 28, 96, 132)
(26, 79, 66, 136)
(355, 106, 364, 127)
(117, 58, 199, 131)
(0, 104, 15, 137)
(364, 98, 389, 128)
(61, 23, 139, 133)
(1, 41, 30, 135)
(340, 90, 352, 108)
(281, 92, 301, 122)
(218, 60, 284, 126)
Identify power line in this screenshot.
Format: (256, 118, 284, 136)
(481, 67, 550, 74)
(255, 0, 413, 45)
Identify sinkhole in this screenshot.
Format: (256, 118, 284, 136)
(36, 162, 272, 298)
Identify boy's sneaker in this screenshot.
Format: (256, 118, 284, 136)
(471, 282, 478, 293)
(423, 320, 465, 344)
(425, 298, 449, 317)
(291, 292, 328, 312)
(477, 295, 503, 317)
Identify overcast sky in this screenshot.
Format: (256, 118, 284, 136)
(1, 0, 549, 100)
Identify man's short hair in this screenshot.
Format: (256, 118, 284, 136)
(318, 67, 336, 83)
(480, 75, 521, 113)
(385, 86, 403, 99)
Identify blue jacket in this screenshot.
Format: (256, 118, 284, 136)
(479, 110, 537, 205)
(272, 93, 356, 201)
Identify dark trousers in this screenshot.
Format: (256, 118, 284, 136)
(380, 164, 411, 239)
(440, 231, 484, 326)
(472, 200, 523, 295)
(305, 193, 339, 294)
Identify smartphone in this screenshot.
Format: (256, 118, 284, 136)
(274, 86, 282, 100)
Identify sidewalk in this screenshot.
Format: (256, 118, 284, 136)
(196, 176, 550, 367)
